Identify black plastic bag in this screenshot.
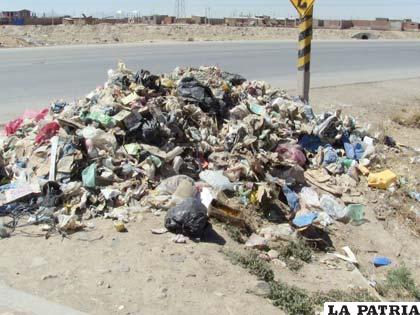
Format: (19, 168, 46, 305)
(178, 77, 227, 118)
(40, 181, 63, 208)
(222, 71, 246, 86)
(141, 119, 167, 147)
(164, 198, 208, 237)
(135, 70, 161, 91)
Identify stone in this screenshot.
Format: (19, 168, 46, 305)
(171, 234, 188, 244)
(259, 224, 295, 242)
(245, 233, 268, 249)
(267, 250, 279, 260)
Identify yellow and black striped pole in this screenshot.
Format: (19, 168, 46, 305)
(297, 6, 313, 103)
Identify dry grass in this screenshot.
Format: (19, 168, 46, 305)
(392, 111, 420, 128)
(377, 265, 420, 301)
(224, 250, 377, 315)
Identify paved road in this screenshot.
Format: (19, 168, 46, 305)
(0, 282, 88, 315)
(1, 40, 420, 122)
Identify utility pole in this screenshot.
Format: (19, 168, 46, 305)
(205, 7, 211, 24)
(289, 0, 315, 103)
(174, 0, 186, 19)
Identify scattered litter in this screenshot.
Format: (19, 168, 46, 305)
(171, 234, 188, 244)
(164, 198, 208, 237)
(245, 233, 268, 249)
(368, 170, 397, 190)
(320, 195, 348, 221)
(0, 63, 408, 271)
(292, 213, 318, 228)
(151, 228, 168, 235)
(114, 221, 127, 233)
(347, 204, 366, 225)
(299, 187, 320, 208)
(373, 256, 392, 267)
(333, 246, 359, 265)
(408, 191, 420, 202)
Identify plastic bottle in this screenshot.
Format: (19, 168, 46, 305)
(347, 204, 365, 225)
(362, 136, 375, 159)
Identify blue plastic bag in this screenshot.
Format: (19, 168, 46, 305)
(292, 213, 318, 228)
(282, 185, 299, 212)
(323, 145, 338, 165)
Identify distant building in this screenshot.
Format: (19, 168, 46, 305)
(1, 9, 31, 24)
(371, 18, 390, 31)
(1, 9, 31, 19)
(162, 16, 176, 24)
(321, 19, 353, 29)
(175, 17, 194, 24)
(389, 20, 403, 31)
(142, 15, 168, 25)
(206, 18, 224, 25)
(403, 21, 420, 32)
(191, 15, 205, 24)
(352, 20, 372, 30)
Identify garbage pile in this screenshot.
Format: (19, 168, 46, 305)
(0, 63, 396, 242)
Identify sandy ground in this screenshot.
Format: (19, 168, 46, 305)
(0, 78, 419, 314)
(1, 24, 420, 48)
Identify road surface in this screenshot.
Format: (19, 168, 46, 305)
(1, 40, 420, 122)
(0, 282, 88, 315)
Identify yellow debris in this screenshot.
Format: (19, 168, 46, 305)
(368, 170, 397, 189)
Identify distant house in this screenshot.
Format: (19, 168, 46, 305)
(1, 9, 31, 25)
(1, 9, 31, 20)
(191, 15, 205, 24)
(142, 15, 168, 25)
(162, 16, 176, 24)
(403, 21, 420, 32)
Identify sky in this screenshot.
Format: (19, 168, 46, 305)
(1, 0, 420, 21)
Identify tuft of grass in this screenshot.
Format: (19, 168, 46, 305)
(279, 239, 312, 271)
(285, 258, 304, 272)
(377, 265, 420, 300)
(224, 250, 274, 282)
(269, 281, 314, 315)
(280, 240, 312, 262)
(392, 112, 420, 128)
(224, 250, 378, 315)
(225, 225, 246, 244)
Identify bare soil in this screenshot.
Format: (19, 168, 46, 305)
(1, 24, 420, 48)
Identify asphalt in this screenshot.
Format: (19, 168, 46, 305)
(0, 282, 88, 315)
(1, 40, 420, 122)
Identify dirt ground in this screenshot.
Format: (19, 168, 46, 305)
(1, 24, 420, 48)
(0, 79, 419, 314)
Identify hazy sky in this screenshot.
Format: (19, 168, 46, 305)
(2, 0, 420, 20)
